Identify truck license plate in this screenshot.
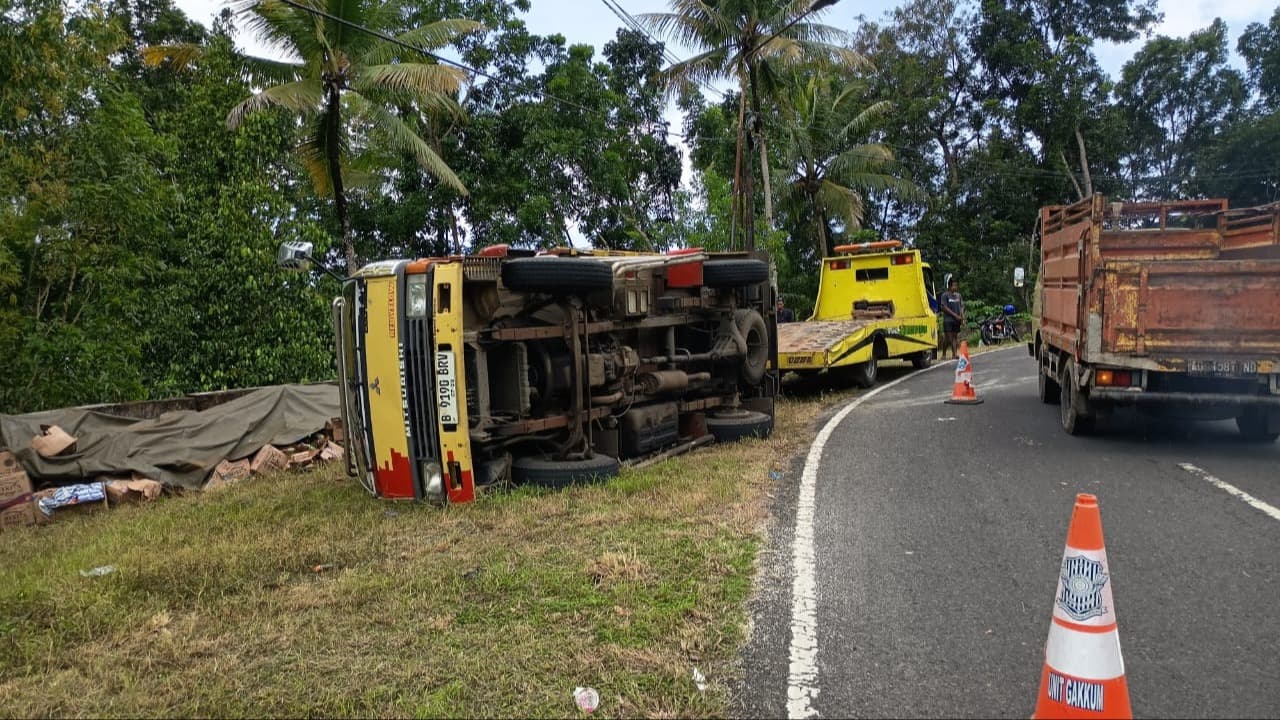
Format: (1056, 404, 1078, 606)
(436, 350, 459, 426)
(1187, 359, 1258, 376)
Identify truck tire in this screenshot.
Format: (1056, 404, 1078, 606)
(511, 453, 620, 488)
(703, 259, 768, 288)
(707, 409, 773, 443)
(850, 359, 878, 388)
(1059, 361, 1093, 435)
(501, 257, 614, 294)
(735, 309, 769, 386)
(1235, 408, 1280, 442)
(1038, 367, 1061, 404)
(910, 349, 934, 369)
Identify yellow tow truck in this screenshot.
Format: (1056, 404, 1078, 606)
(778, 240, 939, 386)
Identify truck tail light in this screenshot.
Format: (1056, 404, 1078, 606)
(1096, 370, 1134, 386)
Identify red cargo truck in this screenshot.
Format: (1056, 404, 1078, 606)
(1033, 195, 1280, 439)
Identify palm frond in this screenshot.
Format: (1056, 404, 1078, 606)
(297, 121, 333, 197)
(140, 43, 203, 70)
(234, 0, 328, 65)
(349, 93, 467, 195)
(361, 19, 485, 65)
(226, 78, 324, 129)
(655, 47, 734, 94)
(835, 98, 894, 141)
(817, 178, 865, 228)
(240, 55, 307, 86)
(354, 63, 467, 99)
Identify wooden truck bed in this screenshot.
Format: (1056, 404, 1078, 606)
(1039, 196, 1280, 370)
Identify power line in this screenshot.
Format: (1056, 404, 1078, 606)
(272, 0, 686, 140)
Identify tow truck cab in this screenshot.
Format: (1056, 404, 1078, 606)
(777, 241, 939, 386)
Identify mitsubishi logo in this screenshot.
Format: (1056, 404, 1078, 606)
(369, 377, 382, 395)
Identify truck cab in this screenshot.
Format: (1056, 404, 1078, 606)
(777, 241, 939, 387)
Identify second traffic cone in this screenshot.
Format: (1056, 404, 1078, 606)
(1033, 494, 1132, 719)
(944, 341, 983, 404)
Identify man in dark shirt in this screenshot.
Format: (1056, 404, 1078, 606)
(938, 278, 965, 359)
(777, 298, 795, 324)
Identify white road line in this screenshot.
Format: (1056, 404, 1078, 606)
(785, 359, 955, 719)
(1178, 463, 1280, 522)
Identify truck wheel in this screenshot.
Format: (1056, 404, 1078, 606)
(1038, 367, 1061, 405)
(1059, 362, 1093, 435)
(735, 309, 769, 386)
(910, 349, 934, 369)
(703, 259, 768, 288)
(511, 453, 620, 488)
(707, 409, 773, 443)
(850, 359, 878, 388)
(1235, 408, 1280, 442)
(501, 257, 614, 294)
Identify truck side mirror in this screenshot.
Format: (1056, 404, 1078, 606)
(278, 241, 315, 272)
(1013, 267, 1026, 288)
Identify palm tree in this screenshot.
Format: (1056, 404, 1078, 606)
(641, 0, 860, 248)
(148, 0, 479, 269)
(777, 75, 924, 260)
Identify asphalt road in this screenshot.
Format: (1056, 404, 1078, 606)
(739, 346, 1280, 719)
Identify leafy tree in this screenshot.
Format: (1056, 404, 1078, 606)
(1116, 20, 1246, 198)
(972, 0, 1159, 197)
(641, 0, 856, 249)
(163, 0, 481, 270)
(775, 74, 923, 261)
(1239, 8, 1280, 110)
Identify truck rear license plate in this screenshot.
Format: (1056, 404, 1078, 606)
(1187, 359, 1257, 376)
(785, 354, 814, 366)
(436, 350, 459, 426)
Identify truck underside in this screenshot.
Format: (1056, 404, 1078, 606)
(336, 250, 779, 502)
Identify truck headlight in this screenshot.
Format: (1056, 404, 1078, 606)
(422, 461, 444, 500)
(407, 274, 428, 317)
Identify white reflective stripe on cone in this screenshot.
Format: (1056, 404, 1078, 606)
(1045, 623, 1126, 681)
(1053, 547, 1117, 629)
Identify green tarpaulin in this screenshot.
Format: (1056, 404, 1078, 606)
(0, 384, 339, 489)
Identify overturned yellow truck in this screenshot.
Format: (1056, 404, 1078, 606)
(778, 241, 939, 386)
(280, 243, 778, 503)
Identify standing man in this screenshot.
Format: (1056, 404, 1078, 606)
(777, 298, 795, 323)
(938, 277, 965, 359)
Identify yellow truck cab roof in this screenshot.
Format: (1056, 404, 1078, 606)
(812, 242, 932, 321)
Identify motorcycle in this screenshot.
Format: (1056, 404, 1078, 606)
(978, 304, 1021, 345)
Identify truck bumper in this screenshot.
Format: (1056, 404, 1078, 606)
(1089, 388, 1280, 408)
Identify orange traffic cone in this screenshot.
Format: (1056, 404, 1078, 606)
(944, 341, 983, 404)
(1033, 494, 1132, 719)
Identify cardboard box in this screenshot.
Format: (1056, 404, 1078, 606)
(249, 445, 289, 475)
(206, 459, 251, 490)
(1, 501, 35, 530)
(31, 425, 77, 457)
(325, 417, 345, 444)
(0, 451, 36, 531)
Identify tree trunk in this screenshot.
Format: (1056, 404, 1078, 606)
(745, 60, 765, 247)
(812, 190, 828, 261)
(1074, 127, 1093, 198)
(324, 86, 354, 271)
(760, 132, 773, 229)
(730, 89, 747, 251)
(1059, 150, 1084, 201)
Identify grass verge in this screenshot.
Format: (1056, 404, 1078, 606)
(0, 384, 859, 718)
